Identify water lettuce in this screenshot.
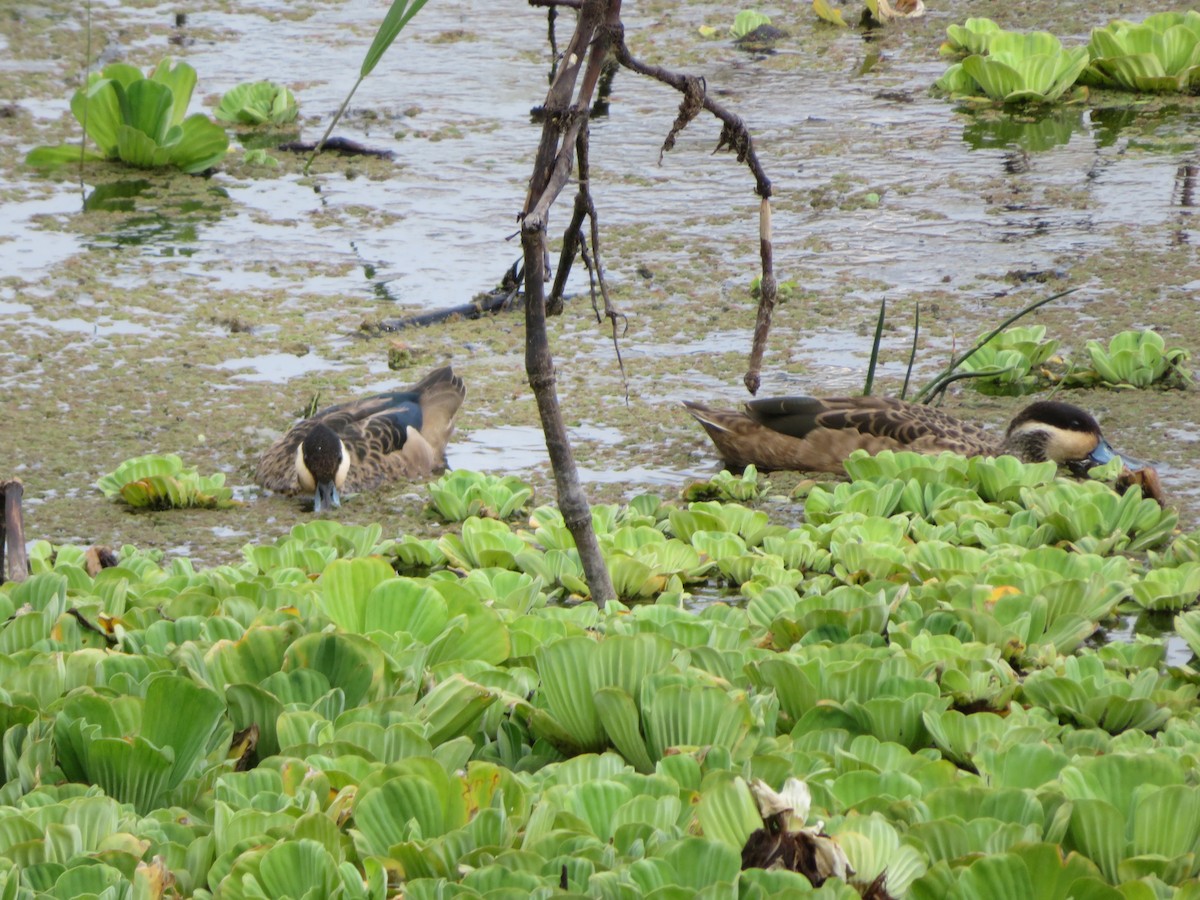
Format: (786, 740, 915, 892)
(1083, 11, 1200, 92)
(940, 17, 1003, 56)
(730, 10, 772, 39)
(215, 80, 299, 125)
(26, 59, 229, 174)
(428, 469, 532, 521)
(8, 459, 1200, 899)
(937, 28, 1090, 104)
(958, 325, 1061, 394)
(1086, 329, 1192, 388)
(96, 452, 238, 509)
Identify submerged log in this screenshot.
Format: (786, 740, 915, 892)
(363, 262, 531, 332)
(364, 286, 524, 333)
(277, 136, 395, 159)
(1, 479, 28, 584)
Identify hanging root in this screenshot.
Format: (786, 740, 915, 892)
(660, 75, 706, 161)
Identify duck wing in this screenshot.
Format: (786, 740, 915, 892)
(747, 396, 994, 455)
(413, 366, 466, 467)
(255, 366, 466, 494)
(344, 367, 466, 488)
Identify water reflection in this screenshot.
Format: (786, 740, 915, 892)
(1090, 612, 1195, 667)
(961, 107, 1085, 154)
(83, 180, 231, 254)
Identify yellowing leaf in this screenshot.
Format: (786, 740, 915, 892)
(813, 0, 848, 27)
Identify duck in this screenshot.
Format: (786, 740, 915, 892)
(256, 365, 466, 511)
(683, 395, 1135, 476)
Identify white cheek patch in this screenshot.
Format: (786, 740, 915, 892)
(295, 443, 315, 491)
(335, 440, 351, 488)
(1012, 421, 1098, 462)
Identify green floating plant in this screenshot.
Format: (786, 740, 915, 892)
(730, 10, 771, 39)
(1022, 479, 1178, 554)
(601, 527, 712, 600)
(1083, 11, 1200, 93)
(96, 453, 238, 510)
(1086, 329, 1192, 389)
(936, 29, 1090, 104)
(682, 464, 769, 503)
(958, 325, 1060, 394)
(215, 80, 299, 125)
(940, 17, 1003, 56)
(427, 469, 533, 522)
(1129, 563, 1200, 612)
(26, 59, 229, 174)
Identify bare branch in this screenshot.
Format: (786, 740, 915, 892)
(611, 29, 776, 392)
(612, 30, 772, 199)
(745, 199, 777, 394)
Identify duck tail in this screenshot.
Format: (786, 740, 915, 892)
(414, 366, 467, 464)
(406, 365, 457, 395)
(682, 400, 736, 434)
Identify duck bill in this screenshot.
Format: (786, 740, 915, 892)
(313, 481, 341, 513)
(1067, 438, 1149, 477)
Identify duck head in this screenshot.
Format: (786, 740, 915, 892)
(295, 423, 350, 512)
(1005, 400, 1143, 475)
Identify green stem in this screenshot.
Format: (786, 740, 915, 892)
(304, 75, 364, 175)
(863, 298, 886, 397)
(900, 303, 920, 401)
(912, 287, 1077, 404)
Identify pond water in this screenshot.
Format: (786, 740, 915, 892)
(1, 0, 1197, 592)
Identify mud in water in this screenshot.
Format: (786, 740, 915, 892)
(1, 0, 1198, 569)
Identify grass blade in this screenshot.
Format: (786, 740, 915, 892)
(305, 0, 430, 173)
(912, 287, 1076, 404)
(900, 303, 920, 400)
(863, 298, 886, 396)
(363, 0, 431, 77)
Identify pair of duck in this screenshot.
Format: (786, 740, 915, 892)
(257, 365, 1142, 510)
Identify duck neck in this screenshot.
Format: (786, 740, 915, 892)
(1002, 429, 1050, 463)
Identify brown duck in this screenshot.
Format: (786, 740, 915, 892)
(683, 396, 1135, 475)
(256, 365, 465, 511)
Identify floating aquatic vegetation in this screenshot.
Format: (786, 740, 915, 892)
(730, 10, 772, 39)
(682, 464, 769, 503)
(940, 17, 1004, 56)
(957, 325, 1060, 394)
(1086, 329, 1192, 389)
(54, 674, 227, 813)
(1022, 479, 1178, 554)
(438, 516, 527, 570)
(812, 0, 852, 27)
(214, 80, 299, 125)
(241, 147, 280, 167)
(10, 428, 1200, 898)
(26, 59, 229, 174)
(813, 0, 923, 28)
(96, 452, 238, 510)
(1129, 563, 1200, 612)
(1083, 11, 1200, 93)
(936, 29, 1090, 105)
(427, 469, 533, 521)
(918, 326, 1190, 393)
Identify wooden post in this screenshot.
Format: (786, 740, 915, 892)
(1, 479, 28, 584)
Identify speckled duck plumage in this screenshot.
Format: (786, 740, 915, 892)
(256, 365, 465, 510)
(683, 396, 1122, 475)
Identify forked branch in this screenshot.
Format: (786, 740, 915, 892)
(611, 30, 777, 393)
